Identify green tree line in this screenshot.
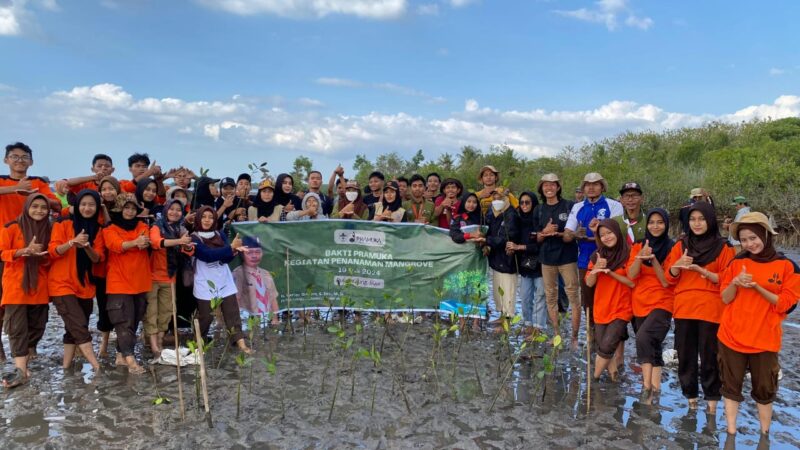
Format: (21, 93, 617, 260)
(291, 117, 800, 236)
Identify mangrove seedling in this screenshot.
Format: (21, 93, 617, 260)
(488, 340, 528, 412)
(234, 352, 253, 419)
(150, 366, 171, 406)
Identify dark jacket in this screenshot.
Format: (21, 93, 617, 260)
(517, 193, 541, 278)
(485, 205, 520, 274)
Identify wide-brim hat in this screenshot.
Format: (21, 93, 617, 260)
(478, 165, 499, 181)
(690, 187, 703, 198)
(730, 211, 777, 238)
(580, 172, 608, 192)
(537, 173, 561, 191)
(111, 193, 143, 214)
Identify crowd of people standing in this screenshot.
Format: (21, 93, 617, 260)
(0, 141, 797, 437)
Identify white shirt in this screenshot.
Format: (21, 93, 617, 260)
(193, 258, 238, 301)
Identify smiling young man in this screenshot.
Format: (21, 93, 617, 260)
(614, 182, 646, 245)
(0, 142, 60, 362)
(66, 154, 115, 194)
(403, 174, 437, 224)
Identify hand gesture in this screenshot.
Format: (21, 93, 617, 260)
(588, 218, 600, 234)
(340, 203, 354, 216)
(575, 225, 587, 239)
(335, 164, 344, 176)
(307, 202, 318, 217)
(17, 177, 32, 191)
(134, 231, 150, 249)
(221, 194, 235, 209)
(258, 216, 270, 223)
(542, 218, 558, 236)
(595, 256, 608, 270)
(231, 233, 246, 252)
(177, 232, 193, 246)
(733, 265, 754, 288)
(185, 212, 196, 224)
(636, 239, 654, 260)
(150, 160, 162, 175)
(675, 249, 693, 269)
(73, 229, 90, 248)
(25, 236, 47, 256)
(284, 202, 295, 212)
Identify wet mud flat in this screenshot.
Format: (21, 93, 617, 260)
(0, 307, 798, 450)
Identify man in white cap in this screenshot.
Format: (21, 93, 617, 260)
(565, 172, 623, 325)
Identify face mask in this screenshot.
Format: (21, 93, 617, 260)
(491, 200, 505, 211)
(345, 191, 358, 202)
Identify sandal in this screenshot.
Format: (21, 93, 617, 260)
(2, 368, 29, 389)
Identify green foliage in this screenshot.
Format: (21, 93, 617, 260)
(346, 118, 800, 231)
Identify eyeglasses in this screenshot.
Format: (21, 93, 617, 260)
(7, 154, 31, 162)
(621, 193, 641, 199)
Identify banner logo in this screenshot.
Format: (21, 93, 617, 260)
(334, 229, 386, 247)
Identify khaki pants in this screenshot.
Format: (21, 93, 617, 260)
(541, 263, 580, 325)
(492, 271, 518, 318)
(145, 282, 173, 336)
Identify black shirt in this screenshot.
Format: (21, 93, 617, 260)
(534, 199, 578, 266)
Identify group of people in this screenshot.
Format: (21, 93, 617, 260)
(0, 141, 797, 437)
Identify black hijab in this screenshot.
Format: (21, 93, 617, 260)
(135, 178, 157, 212)
(516, 191, 537, 228)
(109, 195, 144, 231)
(71, 190, 102, 286)
(456, 192, 481, 226)
(157, 199, 189, 277)
(680, 201, 726, 267)
(642, 208, 674, 267)
(274, 173, 302, 210)
(192, 177, 217, 210)
(381, 187, 403, 212)
(251, 185, 276, 218)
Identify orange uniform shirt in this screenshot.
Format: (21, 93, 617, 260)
(0, 176, 58, 227)
(664, 243, 735, 323)
(69, 181, 100, 194)
(149, 226, 194, 283)
(0, 223, 49, 305)
(586, 261, 633, 324)
(47, 220, 106, 299)
(627, 242, 676, 317)
(718, 258, 800, 353)
(102, 222, 152, 295)
(120, 179, 165, 204)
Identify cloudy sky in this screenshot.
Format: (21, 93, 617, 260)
(1, 0, 798, 181)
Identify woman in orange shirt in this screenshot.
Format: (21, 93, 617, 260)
(718, 212, 800, 436)
(147, 199, 193, 359)
(96, 175, 121, 356)
(0, 194, 52, 388)
(665, 201, 734, 412)
(48, 190, 104, 370)
(627, 208, 675, 398)
(585, 219, 634, 381)
(102, 194, 152, 374)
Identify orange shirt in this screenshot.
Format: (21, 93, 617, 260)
(120, 179, 165, 204)
(0, 175, 58, 227)
(102, 222, 152, 294)
(718, 258, 800, 353)
(0, 223, 49, 305)
(69, 181, 100, 194)
(664, 243, 735, 323)
(627, 242, 676, 317)
(586, 261, 633, 324)
(149, 226, 194, 282)
(47, 220, 106, 299)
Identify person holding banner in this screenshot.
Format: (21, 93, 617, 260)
(485, 188, 520, 320)
(333, 180, 368, 220)
(449, 192, 484, 244)
(403, 174, 437, 224)
(191, 206, 251, 354)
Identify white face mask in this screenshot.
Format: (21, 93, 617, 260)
(491, 199, 505, 211)
(345, 191, 358, 202)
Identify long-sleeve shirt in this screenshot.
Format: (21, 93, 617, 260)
(0, 222, 50, 305)
(627, 242, 675, 317)
(102, 222, 152, 295)
(664, 242, 735, 323)
(47, 219, 106, 299)
(586, 261, 632, 324)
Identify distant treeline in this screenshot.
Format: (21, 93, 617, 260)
(335, 117, 800, 238)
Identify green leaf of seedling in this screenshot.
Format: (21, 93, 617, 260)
(534, 335, 547, 343)
(537, 371, 545, 379)
(345, 337, 354, 350)
(327, 326, 340, 334)
(502, 319, 509, 333)
(207, 280, 216, 290)
(511, 315, 522, 325)
(355, 323, 363, 333)
(520, 342, 528, 351)
(448, 324, 459, 333)
(439, 329, 448, 338)
(552, 335, 562, 348)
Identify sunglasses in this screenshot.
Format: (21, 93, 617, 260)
(520, 200, 533, 205)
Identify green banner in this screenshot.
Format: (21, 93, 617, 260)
(231, 220, 488, 317)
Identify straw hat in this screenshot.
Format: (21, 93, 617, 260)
(478, 165, 499, 181)
(257, 179, 275, 191)
(536, 173, 561, 191)
(111, 193, 143, 213)
(580, 172, 608, 192)
(729, 211, 777, 238)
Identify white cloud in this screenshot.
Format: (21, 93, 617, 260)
(315, 77, 446, 103)
(448, 0, 477, 7)
(0, 2, 22, 36)
(298, 97, 325, 107)
(195, 0, 407, 20)
(416, 3, 438, 16)
(555, 0, 653, 31)
(8, 83, 799, 164)
(769, 67, 786, 76)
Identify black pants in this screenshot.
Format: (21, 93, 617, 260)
(174, 270, 198, 329)
(633, 309, 672, 367)
(94, 277, 113, 333)
(594, 319, 629, 359)
(107, 293, 147, 357)
(674, 318, 721, 400)
(197, 295, 244, 343)
(579, 268, 596, 326)
(52, 295, 93, 345)
(4, 304, 48, 357)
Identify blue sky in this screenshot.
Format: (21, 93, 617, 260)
(0, 0, 798, 182)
